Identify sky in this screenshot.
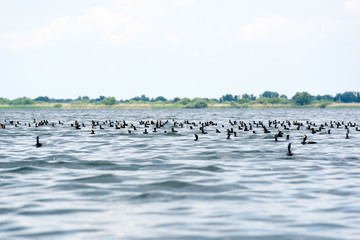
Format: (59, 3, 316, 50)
(1, 0, 359, 100)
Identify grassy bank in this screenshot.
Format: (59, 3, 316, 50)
(1, 102, 360, 109)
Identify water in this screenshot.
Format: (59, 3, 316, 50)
(1, 108, 360, 239)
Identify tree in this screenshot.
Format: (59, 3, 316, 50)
(219, 94, 239, 102)
(90, 96, 105, 103)
(242, 93, 256, 100)
(280, 94, 288, 99)
(172, 97, 181, 103)
(338, 92, 358, 103)
(292, 92, 312, 105)
(261, 91, 279, 98)
(0, 98, 11, 105)
(315, 94, 333, 101)
(131, 94, 150, 102)
(152, 96, 167, 102)
(34, 96, 50, 102)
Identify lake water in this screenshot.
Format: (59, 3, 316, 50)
(1, 108, 360, 239)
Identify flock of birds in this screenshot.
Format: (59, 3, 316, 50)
(1, 118, 358, 156)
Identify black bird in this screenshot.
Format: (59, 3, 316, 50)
(263, 127, 271, 134)
(346, 133, 350, 139)
(287, 143, 293, 156)
(274, 134, 278, 142)
(143, 129, 148, 134)
(90, 130, 95, 134)
(200, 128, 208, 134)
(35, 136, 42, 148)
(194, 134, 199, 141)
(301, 135, 317, 144)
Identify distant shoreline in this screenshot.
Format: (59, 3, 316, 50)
(1, 102, 360, 109)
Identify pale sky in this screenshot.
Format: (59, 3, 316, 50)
(1, 0, 359, 100)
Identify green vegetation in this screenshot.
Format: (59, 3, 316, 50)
(293, 92, 312, 106)
(2, 91, 360, 109)
(101, 97, 117, 105)
(318, 102, 332, 108)
(185, 98, 208, 108)
(11, 97, 34, 105)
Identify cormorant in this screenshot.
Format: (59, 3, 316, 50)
(301, 135, 317, 144)
(35, 136, 42, 148)
(287, 143, 293, 156)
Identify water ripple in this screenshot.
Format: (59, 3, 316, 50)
(1, 108, 360, 239)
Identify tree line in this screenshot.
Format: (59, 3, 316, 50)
(1, 91, 360, 107)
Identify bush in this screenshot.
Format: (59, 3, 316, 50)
(241, 103, 249, 108)
(54, 104, 62, 108)
(278, 98, 291, 104)
(153, 100, 166, 104)
(186, 99, 208, 108)
(178, 98, 191, 105)
(11, 97, 34, 105)
(230, 101, 240, 108)
(208, 99, 218, 105)
(71, 99, 90, 105)
(193, 100, 208, 108)
(0, 98, 11, 105)
(101, 97, 117, 105)
(237, 98, 250, 104)
(255, 97, 270, 105)
(318, 101, 331, 108)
